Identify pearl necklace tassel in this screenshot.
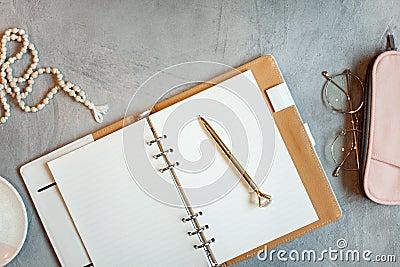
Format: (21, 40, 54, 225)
(0, 27, 109, 124)
(91, 104, 109, 123)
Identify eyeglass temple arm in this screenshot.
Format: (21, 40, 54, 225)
(345, 70, 361, 169)
(332, 148, 353, 177)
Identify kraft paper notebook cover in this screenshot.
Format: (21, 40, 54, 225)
(20, 55, 341, 267)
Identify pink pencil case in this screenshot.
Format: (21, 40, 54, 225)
(360, 35, 400, 205)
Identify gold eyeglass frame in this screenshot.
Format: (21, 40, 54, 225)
(322, 69, 364, 177)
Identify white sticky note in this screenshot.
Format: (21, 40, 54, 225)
(266, 83, 295, 112)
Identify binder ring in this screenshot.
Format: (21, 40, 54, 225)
(194, 238, 215, 249)
(153, 148, 173, 159)
(181, 211, 203, 222)
(147, 134, 167, 146)
(159, 162, 179, 173)
(188, 225, 209, 236)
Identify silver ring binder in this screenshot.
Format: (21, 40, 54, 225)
(181, 211, 203, 222)
(194, 238, 215, 249)
(153, 148, 173, 159)
(188, 225, 209, 236)
(159, 162, 179, 173)
(144, 116, 219, 267)
(147, 134, 167, 146)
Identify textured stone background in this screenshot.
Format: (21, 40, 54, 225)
(1, 0, 399, 266)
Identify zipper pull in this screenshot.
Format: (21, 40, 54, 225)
(386, 33, 397, 51)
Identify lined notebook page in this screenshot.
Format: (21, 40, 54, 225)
(149, 70, 319, 263)
(47, 119, 209, 267)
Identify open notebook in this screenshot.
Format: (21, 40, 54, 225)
(47, 71, 318, 266)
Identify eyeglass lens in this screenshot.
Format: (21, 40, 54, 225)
(325, 72, 363, 113)
(331, 129, 360, 171)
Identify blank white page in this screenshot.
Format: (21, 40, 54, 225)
(149, 70, 319, 264)
(47, 119, 209, 267)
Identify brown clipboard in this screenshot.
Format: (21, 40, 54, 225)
(91, 54, 341, 266)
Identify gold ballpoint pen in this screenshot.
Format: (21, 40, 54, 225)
(198, 116, 272, 207)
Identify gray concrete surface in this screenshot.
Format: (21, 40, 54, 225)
(1, 0, 399, 266)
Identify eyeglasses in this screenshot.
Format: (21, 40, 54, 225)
(322, 69, 364, 177)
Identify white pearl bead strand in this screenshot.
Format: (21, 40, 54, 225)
(0, 27, 108, 124)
